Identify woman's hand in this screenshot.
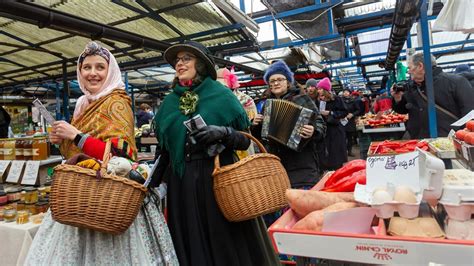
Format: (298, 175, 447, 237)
(252, 114, 263, 125)
(52, 121, 81, 140)
(320, 110, 330, 116)
(300, 124, 314, 139)
(49, 132, 63, 144)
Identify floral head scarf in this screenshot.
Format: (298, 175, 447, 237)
(73, 41, 124, 120)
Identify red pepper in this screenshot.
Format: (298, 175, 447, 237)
(324, 159, 366, 188)
(322, 169, 366, 192)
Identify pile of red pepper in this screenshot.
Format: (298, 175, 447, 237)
(369, 139, 429, 155)
(322, 160, 366, 192)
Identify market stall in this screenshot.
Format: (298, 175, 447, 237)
(269, 130, 474, 264)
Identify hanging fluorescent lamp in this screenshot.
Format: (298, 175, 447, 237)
(211, 0, 260, 33)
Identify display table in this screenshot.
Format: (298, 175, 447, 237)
(0, 222, 41, 265)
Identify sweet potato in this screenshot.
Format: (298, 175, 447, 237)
(292, 202, 358, 231)
(286, 189, 355, 217)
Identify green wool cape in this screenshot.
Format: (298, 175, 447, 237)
(154, 76, 250, 177)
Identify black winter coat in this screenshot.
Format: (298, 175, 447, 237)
(317, 96, 348, 170)
(459, 72, 474, 89)
(342, 96, 364, 132)
(392, 67, 474, 138)
(251, 88, 326, 188)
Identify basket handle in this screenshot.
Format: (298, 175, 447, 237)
(213, 131, 267, 171)
(100, 141, 113, 173)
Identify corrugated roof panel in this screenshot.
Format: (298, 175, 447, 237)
(1, 20, 68, 44)
(116, 17, 179, 41)
(41, 36, 97, 59)
(51, 1, 140, 25)
(162, 3, 234, 37)
(3, 49, 59, 67)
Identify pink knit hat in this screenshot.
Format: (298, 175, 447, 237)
(317, 77, 332, 91)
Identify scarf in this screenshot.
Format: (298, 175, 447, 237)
(74, 46, 124, 120)
(155, 76, 250, 177)
(60, 89, 137, 160)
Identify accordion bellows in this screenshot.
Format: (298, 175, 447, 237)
(261, 99, 315, 151)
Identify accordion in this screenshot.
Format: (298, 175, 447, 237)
(261, 99, 316, 151)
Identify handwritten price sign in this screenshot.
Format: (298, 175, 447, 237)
(366, 151, 420, 192)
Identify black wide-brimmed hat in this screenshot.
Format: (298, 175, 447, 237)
(164, 41, 217, 80)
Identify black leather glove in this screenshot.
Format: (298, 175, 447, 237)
(192, 125, 230, 145)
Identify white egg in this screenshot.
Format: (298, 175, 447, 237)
(372, 189, 393, 205)
(394, 186, 417, 204)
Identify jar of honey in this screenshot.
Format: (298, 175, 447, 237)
(16, 210, 29, 224)
(35, 200, 49, 213)
(23, 138, 33, 160)
(15, 138, 25, 160)
(3, 139, 16, 160)
(16, 201, 26, 211)
(23, 187, 38, 204)
(33, 137, 49, 160)
(25, 203, 37, 215)
(0, 139, 4, 160)
(3, 206, 17, 222)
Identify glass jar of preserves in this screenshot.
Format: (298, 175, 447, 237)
(7, 188, 22, 202)
(0, 139, 4, 160)
(0, 191, 7, 205)
(25, 203, 37, 215)
(4, 139, 16, 160)
(23, 138, 33, 160)
(33, 137, 49, 160)
(3, 206, 17, 222)
(16, 201, 26, 211)
(15, 138, 25, 160)
(23, 187, 38, 204)
(37, 187, 47, 200)
(0, 202, 7, 221)
(16, 210, 29, 224)
(35, 200, 49, 213)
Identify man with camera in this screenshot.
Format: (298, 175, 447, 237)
(391, 52, 474, 138)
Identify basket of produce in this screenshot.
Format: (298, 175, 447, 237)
(50, 142, 147, 235)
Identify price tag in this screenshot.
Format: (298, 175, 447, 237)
(21, 161, 40, 185)
(366, 151, 420, 192)
(462, 145, 470, 160)
(5, 160, 25, 183)
(0, 160, 10, 181)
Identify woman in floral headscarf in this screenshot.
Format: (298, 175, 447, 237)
(25, 42, 178, 265)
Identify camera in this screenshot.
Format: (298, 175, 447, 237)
(393, 80, 410, 92)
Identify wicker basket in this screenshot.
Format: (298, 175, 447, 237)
(212, 132, 290, 222)
(50, 142, 147, 235)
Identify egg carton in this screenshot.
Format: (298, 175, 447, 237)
(440, 202, 474, 222)
(439, 169, 474, 221)
(369, 184, 423, 219)
(445, 218, 474, 240)
(355, 149, 444, 219)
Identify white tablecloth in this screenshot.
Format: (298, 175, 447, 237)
(0, 222, 40, 266)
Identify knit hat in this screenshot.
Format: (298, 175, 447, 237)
(164, 40, 217, 80)
(263, 60, 294, 84)
(305, 78, 318, 88)
(317, 77, 332, 91)
(455, 64, 471, 74)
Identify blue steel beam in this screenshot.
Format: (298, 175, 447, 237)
(336, 9, 394, 25)
(239, 0, 245, 13)
(254, 0, 343, 23)
(420, 0, 437, 137)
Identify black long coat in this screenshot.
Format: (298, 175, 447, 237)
(317, 96, 348, 170)
(393, 67, 474, 138)
(342, 96, 364, 132)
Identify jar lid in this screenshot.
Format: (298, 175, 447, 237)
(0, 191, 6, 196)
(0, 202, 7, 206)
(23, 187, 38, 192)
(17, 200, 25, 204)
(37, 187, 46, 191)
(35, 201, 48, 206)
(6, 188, 21, 193)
